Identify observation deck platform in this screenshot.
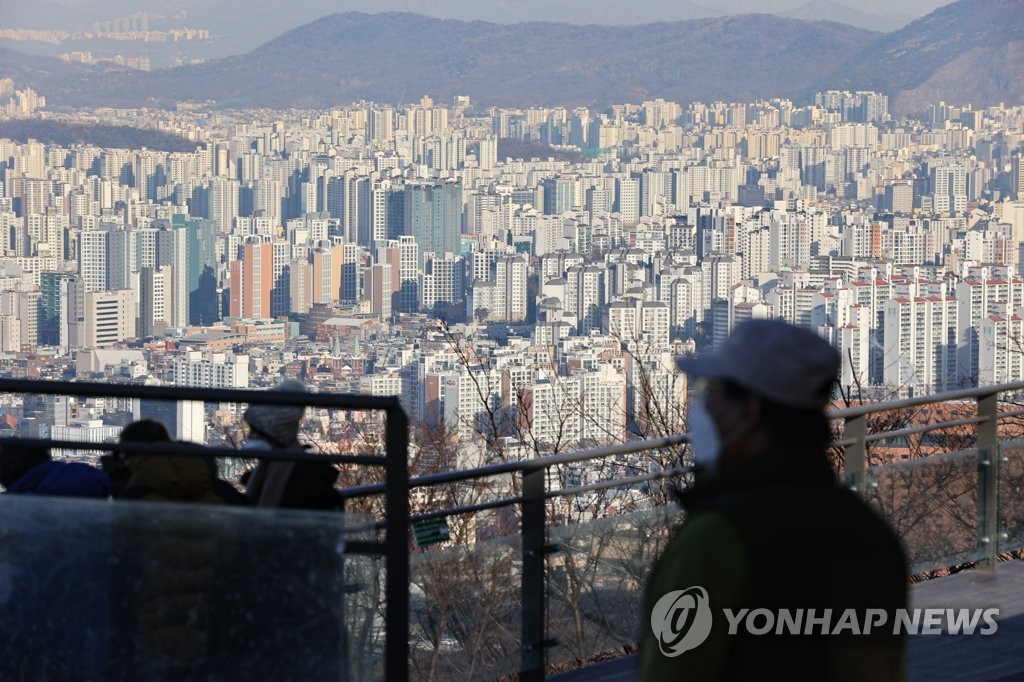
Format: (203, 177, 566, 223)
(554, 559, 1024, 681)
(2, 378, 1024, 680)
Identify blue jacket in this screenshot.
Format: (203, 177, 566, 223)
(8, 460, 111, 498)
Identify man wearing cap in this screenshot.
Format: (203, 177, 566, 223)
(638, 319, 908, 681)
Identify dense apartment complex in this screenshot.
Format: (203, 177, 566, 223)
(1, 86, 1023, 459)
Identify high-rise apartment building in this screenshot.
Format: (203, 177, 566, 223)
(883, 295, 957, 394)
(542, 177, 574, 215)
(404, 181, 462, 265)
(931, 165, 967, 214)
(228, 238, 274, 319)
(172, 350, 250, 441)
(885, 182, 914, 214)
(377, 236, 419, 313)
(420, 252, 465, 318)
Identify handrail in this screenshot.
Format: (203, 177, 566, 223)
(367, 467, 691, 531)
(340, 434, 689, 500)
(348, 386, 1024, 502)
(0, 377, 401, 410)
(829, 380, 1024, 419)
(0, 435, 387, 465)
(862, 415, 989, 443)
(545, 466, 689, 499)
(364, 433, 690, 494)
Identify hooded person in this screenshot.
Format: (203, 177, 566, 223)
(115, 419, 248, 506)
(638, 319, 908, 682)
(242, 379, 344, 511)
(117, 419, 223, 504)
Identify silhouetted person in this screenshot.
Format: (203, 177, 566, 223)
(116, 419, 246, 505)
(100, 447, 132, 497)
(1, 440, 110, 497)
(639, 319, 908, 681)
(243, 379, 344, 511)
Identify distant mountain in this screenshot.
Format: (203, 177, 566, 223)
(0, 12, 878, 109)
(0, 0, 923, 67)
(821, 0, 1024, 113)
(8, 2, 1014, 114)
(1, 0, 720, 59)
(0, 46, 100, 86)
(779, 1, 914, 32)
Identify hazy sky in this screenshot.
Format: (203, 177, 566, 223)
(680, 0, 952, 13)
(51, 0, 958, 17)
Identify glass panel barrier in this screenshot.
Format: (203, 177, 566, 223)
(998, 438, 1024, 556)
(861, 448, 985, 575)
(544, 505, 681, 670)
(408, 533, 521, 682)
(0, 494, 376, 682)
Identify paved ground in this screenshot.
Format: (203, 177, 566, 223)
(552, 559, 1024, 681)
(906, 559, 1024, 681)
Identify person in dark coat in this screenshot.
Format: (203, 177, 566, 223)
(1, 441, 110, 497)
(639, 320, 908, 681)
(117, 420, 245, 505)
(242, 379, 344, 511)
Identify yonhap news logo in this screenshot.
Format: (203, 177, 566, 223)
(651, 586, 999, 656)
(650, 587, 714, 657)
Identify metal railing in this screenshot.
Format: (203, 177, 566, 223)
(341, 433, 690, 681)
(831, 380, 1024, 570)
(375, 380, 1024, 679)
(4, 376, 1024, 680)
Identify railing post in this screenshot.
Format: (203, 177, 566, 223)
(520, 465, 546, 682)
(844, 414, 866, 492)
(976, 393, 999, 571)
(384, 404, 410, 682)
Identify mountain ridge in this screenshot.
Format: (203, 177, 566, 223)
(0, 1, 1017, 113)
(819, 0, 1024, 113)
(0, 11, 880, 109)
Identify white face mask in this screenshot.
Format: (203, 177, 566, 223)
(687, 399, 721, 474)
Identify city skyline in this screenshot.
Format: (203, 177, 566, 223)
(0, 0, 1022, 461)
(1, 81, 1023, 428)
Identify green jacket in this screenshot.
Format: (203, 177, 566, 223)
(638, 450, 908, 681)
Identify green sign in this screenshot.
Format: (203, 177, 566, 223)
(412, 518, 451, 547)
